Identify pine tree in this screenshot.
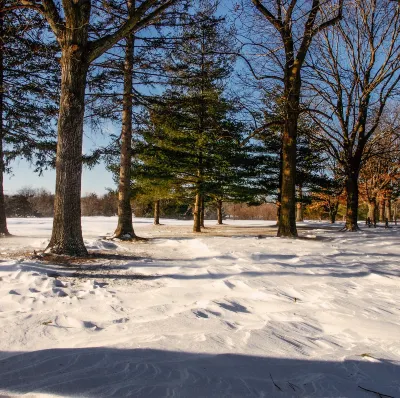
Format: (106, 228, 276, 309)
(141, 1, 242, 232)
(0, 7, 58, 236)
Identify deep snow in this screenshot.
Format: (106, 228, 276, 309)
(0, 217, 399, 397)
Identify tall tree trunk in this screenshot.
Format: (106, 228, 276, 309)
(193, 191, 201, 232)
(344, 169, 359, 231)
(378, 199, 385, 223)
(47, 47, 89, 255)
(278, 96, 298, 237)
(296, 184, 304, 222)
(154, 200, 160, 225)
(114, 26, 135, 239)
(0, 4, 9, 237)
(368, 199, 377, 225)
(200, 196, 205, 228)
(45, 5, 92, 256)
(217, 200, 223, 225)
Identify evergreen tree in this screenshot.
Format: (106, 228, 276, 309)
(139, 1, 244, 232)
(0, 7, 58, 236)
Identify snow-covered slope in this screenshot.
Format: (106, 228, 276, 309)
(0, 218, 399, 397)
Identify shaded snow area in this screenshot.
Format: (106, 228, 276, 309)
(0, 218, 399, 397)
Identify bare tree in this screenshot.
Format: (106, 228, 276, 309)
(246, 0, 343, 237)
(308, 0, 400, 230)
(359, 116, 400, 224)
(3, 0, 178, 255)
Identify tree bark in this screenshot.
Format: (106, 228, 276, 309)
(154, 200, 160, 225)
(278, 94, 299, 237)
(193, 191, 201, 232)
(0, 4, 9, 237)
(217, 200, 223, 225)
(114, 23, 135, 239)
(296, 185, 304, 222)
(47, 19, 90, 255)
(344, 170, 360, 231)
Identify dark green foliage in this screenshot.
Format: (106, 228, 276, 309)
(2, 8, 58, 168)
(130, 2, 262, 212)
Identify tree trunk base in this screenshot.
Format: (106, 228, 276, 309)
(111, 231, 144, 241)
(340, 224, 360, 232)
(0, 231, 12, 238)
(45, 241, 88, 257)
(277, 225, 298, 238)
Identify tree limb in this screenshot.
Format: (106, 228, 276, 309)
(87, 0, 177, 63)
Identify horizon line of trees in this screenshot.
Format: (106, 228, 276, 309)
(5, 186, 400, 225)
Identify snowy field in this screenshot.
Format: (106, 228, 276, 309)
(0, 217, 399, 397)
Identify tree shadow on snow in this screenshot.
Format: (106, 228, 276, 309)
(0, 348, 398, 397)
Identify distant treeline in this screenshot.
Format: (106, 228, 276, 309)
(5, 187, 278, 220)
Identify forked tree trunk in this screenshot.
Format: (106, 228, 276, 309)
(193, 192, 201, 233)
(217, 200, 223, 225)
(200, 197, 205, 228)
(344, 170, 359, 231)
(47, 44, 89, 255)
(0, 5, 9, 237)
(114, 29, 135, 239)
(296, 185, 304, 222)
(278, 95, 299, 237)
(154, 200, 160, 225)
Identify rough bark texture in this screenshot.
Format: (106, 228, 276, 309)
(47, 8, 91, 255)
(217, 200, 223, 225)
(193, 192, 201, 233)
(154, 200, 160, 225)
(114, 27, 135, 239)
(0, 4, 9, 237)
(344, 170, 360, 231)
(296, 185, 304, 222)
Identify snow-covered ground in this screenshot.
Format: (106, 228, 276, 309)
(0, 217, 399, 397)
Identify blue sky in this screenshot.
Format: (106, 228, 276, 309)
(4, 159, 115, 195)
